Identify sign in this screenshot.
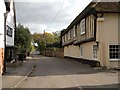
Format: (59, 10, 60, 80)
(6, 25, 12, 37)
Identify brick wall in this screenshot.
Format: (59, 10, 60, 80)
(41, 48, 64, 58)
(0, 48, 4, 75)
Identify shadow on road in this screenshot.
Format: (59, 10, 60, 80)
(2, 55, 118, 90)
(28, 56, 117, 77)
(3, 55, 118, 77)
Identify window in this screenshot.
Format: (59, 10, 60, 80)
(93, 45, 97, 59)
(6, 25, 12, 37)
(68, 30, 71, 40)
(73, 25, 76, 37)
(109, 45, 120, 59)
(80, 19, 85, 35)
(65, 34, 67, 41)
(62, 36, 65, 43)
(80, 46, 83, 57)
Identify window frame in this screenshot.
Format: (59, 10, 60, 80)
(109, 44, 120, 61)
(80, 19, 86, 35)
(73, 25, 76, 37)
(65, 34, 67, 42)
(62, 36, 65, 43)
(93, 45, 98, 60)
(80, 46, 83, 58)
(68, 30, 71, 40)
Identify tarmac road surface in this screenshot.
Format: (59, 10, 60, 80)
(2, 55, 119, 89)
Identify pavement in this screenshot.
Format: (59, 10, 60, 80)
(6, 61, 23, 70)
(2, 55, 120, 90)
(2, 56, 34, 88)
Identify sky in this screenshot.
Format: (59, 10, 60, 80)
(15, 0, 92, 34)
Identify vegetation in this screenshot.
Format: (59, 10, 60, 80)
(32, 31, 61, 53)
(15, 24, 32, 56)
(15, 23, 61, 57)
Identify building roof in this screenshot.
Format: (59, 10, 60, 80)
(95, 2, 119, 13)
(61, 2, 120, 35)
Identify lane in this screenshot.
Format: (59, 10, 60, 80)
(19, 55, 119, 88)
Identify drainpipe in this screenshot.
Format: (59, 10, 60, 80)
(97, 17, 104, 67)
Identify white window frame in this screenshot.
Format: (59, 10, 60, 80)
(80, 46, 83, 58)
(65, 34, 67, 42)
(93, 45, 98, 60)
(80, 19, 86, 35)
(64, 34, 66, 42)
(109, 44, 120, 61)
(73, 25, 76, 37)
(68, 30, 71, 40)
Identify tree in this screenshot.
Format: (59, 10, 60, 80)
(52, 31, 61, 48)
(44, 32, 55, 44)
(32, 31, 61, 53)
(15, 24, 32, 56)
(32, 33, 45, 51)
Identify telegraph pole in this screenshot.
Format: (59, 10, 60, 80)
(44, 30, 46, 56)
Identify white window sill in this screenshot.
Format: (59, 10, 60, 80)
(80, 56, 83, 58)
(80, 32, 85, 35)
(73, 35, 76, 37)
(93, 58, 98, 60)
(110, 59, 120, 61)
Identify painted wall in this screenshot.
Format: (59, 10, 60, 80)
(0, 1, 6, 48)
(97, 13, 119, 67)
(64, 41, 98, 62)
(6, 0, 15, 47)
(0, 0, 6, 75)
(80, 42, 98, 61)
(64, 45, 80, 58)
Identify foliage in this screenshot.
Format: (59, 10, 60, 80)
(32, 33, 45, 51)
(32, 31, 61, 52)
(53, 31, 60, 43)
(44, 32, 55, 44)
(15, 24, 32, 54)
(52, 31, 61, 48)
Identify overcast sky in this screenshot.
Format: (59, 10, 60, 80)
(15, 0, 92, 34)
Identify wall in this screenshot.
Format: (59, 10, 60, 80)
(0, 49, 4, 74)
(64, 41, 98, 62)
(41, 48, 64, 58)
(64, 45, 80, 58)
(0, 0, 6, 75)
(0, 1, 6, 48)
(97, 13, 119, 68)
(110, 61, 120, 69)
(6, 0, 15, 47)
(80, 42, 98, 61)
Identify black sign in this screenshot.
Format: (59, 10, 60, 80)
(6, 25, 12, 37)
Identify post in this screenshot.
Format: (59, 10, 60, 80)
(44, 30, 46, 56)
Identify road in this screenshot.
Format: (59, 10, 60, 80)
(2, 55, 119, 89)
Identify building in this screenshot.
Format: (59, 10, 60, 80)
(0, 0, 16, 75)
(61, 1, 120, 68)
(6, 0, 16, 62)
